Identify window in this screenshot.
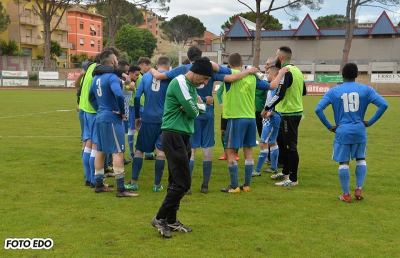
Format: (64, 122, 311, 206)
(79, 22, 84, 30)
(80, 38, 84, 46)
(26, 29, 32, 38)
(97, 40, 101, 52)
(90, 40, 95, 48)
(90, 25, 96, 36)
(22, 48, 32, 56)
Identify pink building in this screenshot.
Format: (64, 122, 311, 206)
(67, 5, 103, 58)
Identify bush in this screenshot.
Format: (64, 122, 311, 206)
(0, 40, 19, 55)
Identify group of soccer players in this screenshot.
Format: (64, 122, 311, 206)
(76, 44, 388, 238)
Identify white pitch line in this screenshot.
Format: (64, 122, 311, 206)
(0, 109, 73, 119)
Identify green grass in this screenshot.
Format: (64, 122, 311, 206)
(0, 90, 399, 258)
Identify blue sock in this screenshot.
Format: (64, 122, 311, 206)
(116, 177, 125, 192)
(270, 146, 279, 170)
(202, 161, 212, 187)
(82, 147, 91, 182)
(189, 160, 195, 177)
(89, 150, 96, 185)
(244, 160, 254, 186)
(95, 173, 104, 187)
(128, 134, 134, 158)
(338, 165, 350, 194)
(355, 160, 367, 188)
(132, 157, 143, 181)
(154, 159, 165, 186)
(228, 162, 239, 188)
(255, 150, 268, 172)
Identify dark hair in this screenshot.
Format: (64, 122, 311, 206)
(137, 57, 151, 65)
(187, 46, 202, 62)
(278, 46, 292, 55)
(228, 53, 242, 67)
(99, 50, 115, 65)
(103, 46, 120, 58)
(182, 58, 191, 65)
(128, 65, 141, 73)
(157, 56, 171, 66)
(118, 60, 129, 67)
(342, 63, 358, 81)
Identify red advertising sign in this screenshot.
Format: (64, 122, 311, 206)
(67, 72, 82, 81)
(306, 82, 332, 96)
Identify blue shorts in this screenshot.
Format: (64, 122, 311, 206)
(190, 117, 215, 148)
(333, 142, 366, 162)
(260, 114, 281, 145)
(225, 118, 257, 149)
(128, 106, 135, 130)
(96, 121, 125, 154)
(82, 112, 97, 143)
(136, 122, 163, 152)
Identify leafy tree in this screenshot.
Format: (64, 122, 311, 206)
(315, 14, 346, 28)
(115, 24, 157, 62)
(160, 14, 206, 45)
(0, 2, 10, 33)
(0, 40, 19, 56)
(236, 0, 322, 67)
(50, 40, 62, 58)
(222, 12, 282, 31)
(89, 0, 170, 45)
(341, 0, 400, 69)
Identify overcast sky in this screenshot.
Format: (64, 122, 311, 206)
(156, 0, 400, 34)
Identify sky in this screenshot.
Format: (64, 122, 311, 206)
(155, 0, 400, 35)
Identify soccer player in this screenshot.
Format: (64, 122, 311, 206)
(124, 57, 172, 192)
(127, 65, 141, 158)
(151, 57, 211, 238)
(315, 63, 388, 202)
(214, 53, 270, 193)
(150, 47, 255, 193)
(89, 50, 138, 198)
(253, 65, 287, 176)
(136, 57, 155, 160)
(264, 46, 306, 187)
(79, 47, 119, 188)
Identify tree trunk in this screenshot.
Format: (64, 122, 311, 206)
(107, 0, 116, 46)
(253, 0, 262, 67)
(43, 17, 52, 70)
(341, 0, 356, 70)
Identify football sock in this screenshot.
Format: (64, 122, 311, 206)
(189, 160, 195, 177)
(244, 160, 254, 186)
(228, 162, 239, 188)
(270, 145, 279, 170)
(255, 149, 268, 172)
(89, 149, 96, 185)
(355, 160, 367, 189)
(154, 159, 165, 186)
(82, 147, 91, 182)
(132, 157, 143, 181)
(338, 164, 350, 194)
(202, 161, 212, 187)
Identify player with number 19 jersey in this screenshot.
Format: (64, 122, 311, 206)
(315, 82, 387, 160)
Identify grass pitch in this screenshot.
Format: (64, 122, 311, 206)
(0, 89, 399, 257)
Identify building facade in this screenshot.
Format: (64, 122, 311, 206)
(138, 9, 164, 37)
(0, 0, 69, 68)
(224, 12, 400, 67)
(67, 5, 103, 59)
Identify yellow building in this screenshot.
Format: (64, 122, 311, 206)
(0, 0, 69, 68)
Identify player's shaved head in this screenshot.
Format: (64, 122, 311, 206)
(157, 56, 171, 67)
(99, 50, 117, 66)
(277, 46, 292, 62)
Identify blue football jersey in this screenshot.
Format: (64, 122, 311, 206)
(134, 72, 170, 123)
(89, 72, 125, 124)
(315, 82, 388, 144)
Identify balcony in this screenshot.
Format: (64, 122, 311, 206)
(20, 37, 43, 45)
(51, 19, 68, 31)
(59, 41, 69, 49)
(20, 16, 39, 26)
